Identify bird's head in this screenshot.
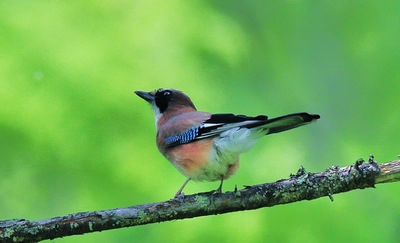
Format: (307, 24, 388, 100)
(135, 88, 197, 123)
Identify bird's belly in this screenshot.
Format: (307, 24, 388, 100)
(164, 139, 239, 182)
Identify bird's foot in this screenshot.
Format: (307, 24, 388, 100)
(213, 178, 224, 194)
(212, 187, 222, 194)
(173, 192, 185, 202)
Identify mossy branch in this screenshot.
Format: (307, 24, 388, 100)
(1, 156, 399, 243)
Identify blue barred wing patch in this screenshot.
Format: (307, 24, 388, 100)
(165, 125, 203, 145)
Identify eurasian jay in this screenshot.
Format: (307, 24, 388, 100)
(135, 88, 320, 197)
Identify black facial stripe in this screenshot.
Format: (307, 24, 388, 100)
(155, 97, 168, 113)
(155, 89, 172, 113)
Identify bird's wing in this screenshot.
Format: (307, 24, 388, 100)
(164, 112, 319, 147)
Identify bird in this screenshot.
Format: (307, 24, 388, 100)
(135, 88, 320, 198)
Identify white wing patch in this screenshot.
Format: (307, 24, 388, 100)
(197, 120, 263, 139)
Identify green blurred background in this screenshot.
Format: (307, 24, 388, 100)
(1, 1, 399, 242)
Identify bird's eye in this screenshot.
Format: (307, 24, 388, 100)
(163, 91, 171, 96)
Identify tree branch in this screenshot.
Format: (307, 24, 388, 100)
(1, 156, 400, 243)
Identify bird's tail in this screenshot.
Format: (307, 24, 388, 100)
(259, 112, 320, 135)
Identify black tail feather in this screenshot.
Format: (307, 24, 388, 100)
(261, 113, 320, 135)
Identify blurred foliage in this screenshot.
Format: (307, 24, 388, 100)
(1, 1, 400, 242)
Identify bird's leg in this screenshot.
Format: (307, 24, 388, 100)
(214, 176, 224, 194)
(174, 177, 191, 198)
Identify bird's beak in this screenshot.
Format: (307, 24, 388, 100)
(135, 91, 155, 102)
